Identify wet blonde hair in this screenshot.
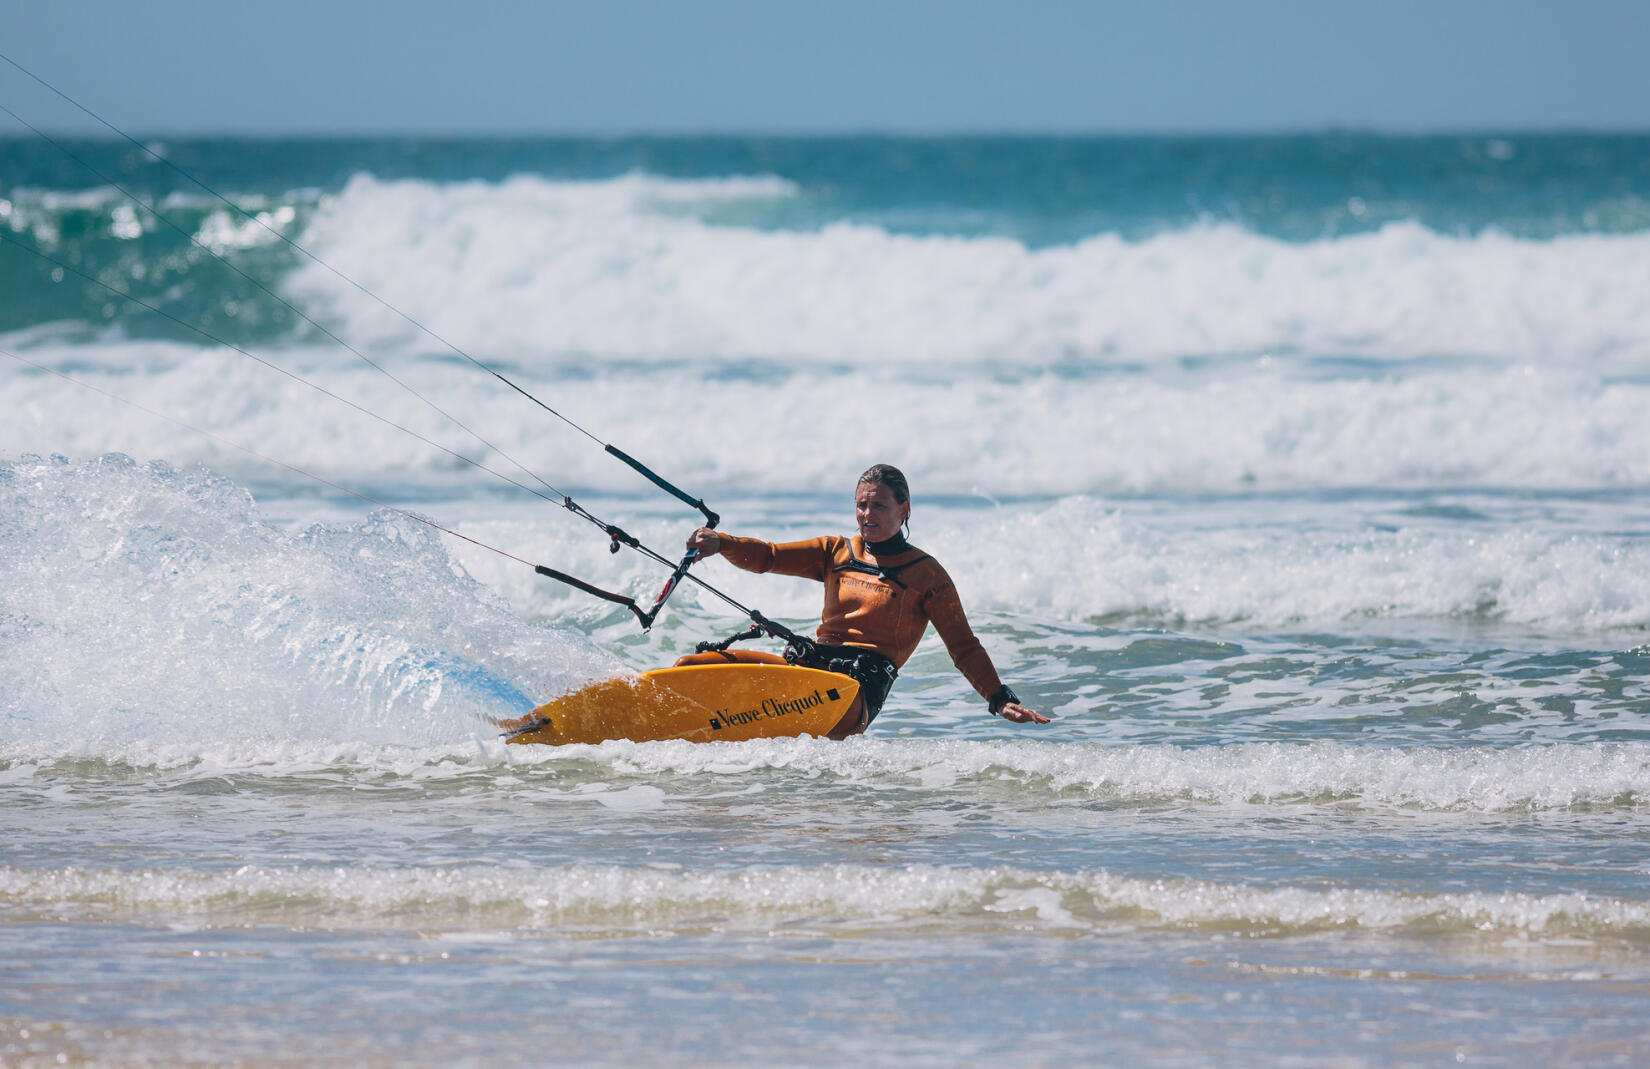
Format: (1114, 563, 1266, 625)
(857, 464, 910, 505)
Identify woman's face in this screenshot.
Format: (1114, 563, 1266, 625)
(855, 481, 909, 543)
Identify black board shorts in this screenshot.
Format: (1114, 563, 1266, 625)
(790, 643, 899, 730)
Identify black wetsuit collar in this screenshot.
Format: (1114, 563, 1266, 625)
(863, 532, 913, 556)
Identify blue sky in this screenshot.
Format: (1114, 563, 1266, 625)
(5, 0, 1649, 135)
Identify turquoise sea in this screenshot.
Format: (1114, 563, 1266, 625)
(4, 122, 1650, 1065)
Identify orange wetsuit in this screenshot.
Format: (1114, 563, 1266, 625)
(713, 533, 1006, 703)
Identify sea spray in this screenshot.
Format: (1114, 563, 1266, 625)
(0, 454, 616, 745)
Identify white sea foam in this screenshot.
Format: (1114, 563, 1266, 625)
(5, 862, 1647, 942)
(4, 448, 1649, 653)
(5, 735, 1643, 814)
(7, 342, 1650, 496)
(284, 173, 1650, 366)
(934, 496, 1650, 631)
(587, 737, 1650, 812)
(0, 454, 617, 745)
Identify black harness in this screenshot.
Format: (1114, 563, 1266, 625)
(831, 533, 930, 589)
(831, 553, 929, 589)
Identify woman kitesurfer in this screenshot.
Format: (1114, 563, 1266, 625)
(681, 464, 1051, 739)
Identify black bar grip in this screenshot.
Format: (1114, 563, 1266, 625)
(604, 444, 719, 528)
(534, 564, 648, 624)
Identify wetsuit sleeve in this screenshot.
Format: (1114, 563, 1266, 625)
(921, 572, 1006, 702)
(714, 535, 834, 583)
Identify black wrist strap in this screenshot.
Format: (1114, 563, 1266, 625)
(988, 685, 1019, 716)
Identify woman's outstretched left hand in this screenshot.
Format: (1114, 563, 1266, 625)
(999, 702, 1051, 724)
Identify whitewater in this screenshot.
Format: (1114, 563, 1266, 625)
(4, 132, 1650, 1066)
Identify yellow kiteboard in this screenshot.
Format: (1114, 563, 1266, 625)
(501, 662, 860, 746)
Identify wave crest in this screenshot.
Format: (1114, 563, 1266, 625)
(7, 862, 1647, 943)
(284, 173, 1650, 365)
